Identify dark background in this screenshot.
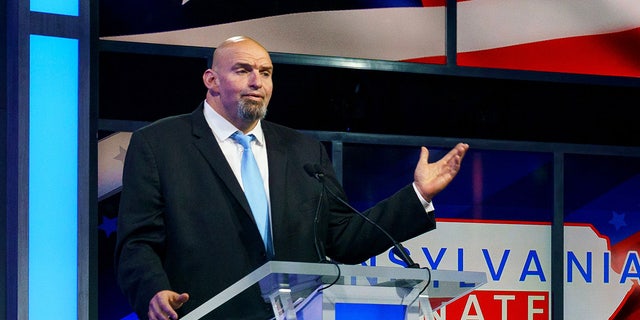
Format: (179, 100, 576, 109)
(99, 51, 640, 147)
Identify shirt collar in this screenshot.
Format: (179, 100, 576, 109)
(203, 100, 265, 146)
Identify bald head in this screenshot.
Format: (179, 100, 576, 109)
(212, 36, 270, 70)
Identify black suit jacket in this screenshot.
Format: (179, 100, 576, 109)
(115, 104, 436, 319)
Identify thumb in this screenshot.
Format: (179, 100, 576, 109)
(172, 293, 190, 309)
(419, 146, 430, 163)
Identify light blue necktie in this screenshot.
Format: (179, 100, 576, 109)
(231, 131, 271, 254)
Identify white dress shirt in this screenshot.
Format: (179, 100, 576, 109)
(202, 101, 270, 204)
(203, 101, 434, 214)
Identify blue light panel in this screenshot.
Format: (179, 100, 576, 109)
(30, 0, 79, 16)
(29, 34, 79, 319)
(335, 303, 406, 320)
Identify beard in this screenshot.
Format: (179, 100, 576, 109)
(237, 98, 268, 122)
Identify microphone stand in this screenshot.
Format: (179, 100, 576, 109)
(304, 164, 421, 269)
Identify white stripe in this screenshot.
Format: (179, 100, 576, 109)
(458, 0, 640, 52)
(101, 1, 640, 60)
(101, 8, 446, 60)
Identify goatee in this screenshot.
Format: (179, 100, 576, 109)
(238, 99, 267, 122)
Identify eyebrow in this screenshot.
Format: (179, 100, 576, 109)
(233, 62, 273, 72)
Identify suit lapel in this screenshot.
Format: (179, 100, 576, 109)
(189, 107, 291, 248)
(189, 104, 254, 218)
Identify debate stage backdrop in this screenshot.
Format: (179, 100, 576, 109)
(97, 1, 640, 319)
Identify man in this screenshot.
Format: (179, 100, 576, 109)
(115, 35, 469, 320)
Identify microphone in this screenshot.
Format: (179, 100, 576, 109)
(303, 163, 421, 268)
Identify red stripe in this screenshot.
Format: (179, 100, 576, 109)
(458, 26, 640, 77)
(405, 27, 640, 78)
(421, 0, 471, 7)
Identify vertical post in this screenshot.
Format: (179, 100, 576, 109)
(445, 0, 457, 67)
(5, 0, 92, 318)
(552, 152, 565, 320)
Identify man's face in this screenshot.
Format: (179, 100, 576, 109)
(214, 41, 274, 122)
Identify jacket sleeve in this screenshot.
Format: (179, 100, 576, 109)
(321, 161, 436, 264)
(114, 130, 172, 318)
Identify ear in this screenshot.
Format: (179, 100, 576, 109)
(202, 69, 219, 91)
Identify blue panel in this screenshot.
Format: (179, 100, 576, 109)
(29, 34, 78, 320)
(344, 146, 554, 222)
(564, 154, 640, 246)
(31, 0, 78, 16)
(335, 303, 406, 320)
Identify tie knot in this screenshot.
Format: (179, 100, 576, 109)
(231, 131, 255, 149)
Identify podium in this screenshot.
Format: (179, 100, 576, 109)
(182, 261, 487, 320)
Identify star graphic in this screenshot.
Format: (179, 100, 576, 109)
(99, 216, 118, 238)
(609, 211, 627, 231)
(114, 145, 127, 163)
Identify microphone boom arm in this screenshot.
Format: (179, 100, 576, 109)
(304, 163, 420, 268)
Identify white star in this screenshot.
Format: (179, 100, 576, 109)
(114, 145, 127, 163)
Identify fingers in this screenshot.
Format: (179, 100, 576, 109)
(422, 143, 469, 164)
(173, 293, 190, 309)
(414, 142, 468, 201)
(447, 142, 469, 159)
(442, 143, 468, 169)
(148, 290, 189, 320)
(456, 142, 470, 157)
